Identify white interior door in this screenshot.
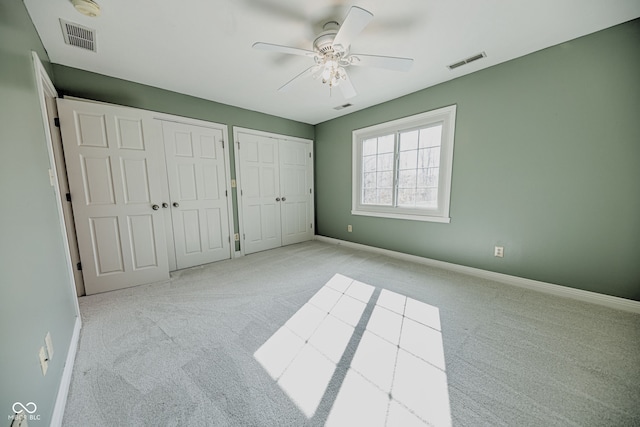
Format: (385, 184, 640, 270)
(238, 132, 281, 254)
(162, 121, 231, 269)
(57, 98, 169, 295)
(279, 139, 314, 245)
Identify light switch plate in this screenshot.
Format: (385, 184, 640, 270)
(45, 332, 54, 360)
(39, 346, 48, 376)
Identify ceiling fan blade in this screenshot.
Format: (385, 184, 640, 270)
(332, 6, 374, 52)
(348, 54, 414, 72)
(338, 73, 357, 99)
(278, 65, 321, 92)
(252, 42, 316, 58)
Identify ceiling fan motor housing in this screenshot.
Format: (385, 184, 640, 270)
(314, 30, 342, 55)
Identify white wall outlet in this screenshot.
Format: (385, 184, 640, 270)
(230, 179, 237, 188)
(494, 246, 504, 258)
(45, 332, 54, 360)
(234, 233, 240, 241)
(38, 346, 48, 376)
(347, 225, 352, 232)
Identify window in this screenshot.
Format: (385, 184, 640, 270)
(352, 105, 456, 223)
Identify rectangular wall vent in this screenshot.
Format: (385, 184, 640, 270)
(334, 103, 353, 111)
(447, 52, 486, 70)
(60, 19, 96, 52)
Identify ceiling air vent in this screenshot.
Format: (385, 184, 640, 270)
(334, 103, 353, 111)
(447, 52, 486, 70)
(60, 19, 96, 52)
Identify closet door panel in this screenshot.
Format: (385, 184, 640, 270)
(238, 132, 282, 254)
(57, 98, 169, 295)
(163, 121, 231, 269)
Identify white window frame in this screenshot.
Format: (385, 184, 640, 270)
(352, 105, 457, 223)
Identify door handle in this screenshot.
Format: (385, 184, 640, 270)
(173, 202, 180, 208)
(152, 204, 160, 210)
(162, 202, 169, 208)
(275, 197, 281, 202)
(281, 197, 286, 202)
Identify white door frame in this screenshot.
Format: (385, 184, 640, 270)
(233, 126, 314, 256)
(31, 52, 84, 306)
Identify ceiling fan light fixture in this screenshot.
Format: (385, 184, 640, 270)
(71, 0, 101, 17)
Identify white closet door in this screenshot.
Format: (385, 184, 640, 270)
(279, 139, 313, 245)
(238, 132, 281, 254)
(162, 121, 231, 269)
(57, 98, 169, 295)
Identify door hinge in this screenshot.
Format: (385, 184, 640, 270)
(309, 152, 311, 158)
(54, 117, 60, 128)
(228, 236, 230, 243)
(309, 188, 312, 194)
(240, 189, 243, 196)
(243, 233, 245, 240)
(221, 140, 225, 149)
(310, 223, 313, 229)
(65, 193, 72, 202)
(236, 140, 240, 149)
(76, 262, 82, 271)
(225, 190, 228, 197)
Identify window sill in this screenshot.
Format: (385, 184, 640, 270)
(351, 209, 451, 223)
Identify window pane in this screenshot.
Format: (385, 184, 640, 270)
(419, 124, 443, 148)
(399, 130, 419, 151)
(417, 168, 439, 188)
(377, 171, 393, 188)
(363, 172, 377, 189)
(363, 155, 377, 172)
(399, 150, 417, 170)
(363, 189, 377, 204)
(415, 188, 438, 208)
(378, 188, 393, 205)
(418, 147, 440, 168)
(377, 153, 394, 171)
(398, 169, 417, 188)
(363, 138, 377, 155)
(397, 189, 416, 207)
(378, 134, 395, 153)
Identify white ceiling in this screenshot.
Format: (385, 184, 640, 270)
(25, 0, 640, 125)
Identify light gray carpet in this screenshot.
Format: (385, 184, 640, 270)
(62, 241, 640, 426)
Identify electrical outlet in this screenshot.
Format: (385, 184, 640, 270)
(494, 246, 504, 258)
(38, 346, 48, 376)
(234, 233, 240, 241)
(45, 332, 54, 360)
(231, 179, 237, 188)
(347, 225, 352, 232)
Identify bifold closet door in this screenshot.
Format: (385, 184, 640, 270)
(57, 98, 169, 295)
(279, 139, 313, 245)
(238, 133, 282, 254)
(162, 121, 232, 269)
(237, 130, 313, 255)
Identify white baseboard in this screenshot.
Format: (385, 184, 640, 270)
(314, 235, 640, 314)
(50, 315, 82, 427)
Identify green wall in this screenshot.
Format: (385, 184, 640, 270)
(0, 0, 79, 425)
(315, 19, 640, 301)
(52, 64, 315, 248)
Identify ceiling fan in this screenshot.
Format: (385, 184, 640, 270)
(252, 6, 414, 99)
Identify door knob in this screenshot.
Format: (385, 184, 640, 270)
(173, 202, 180, 208)
(152, 204, 160, 210)
(162, 202, 169, 208)
(276, 197, 281, 202)
(281, 197, 286, 202)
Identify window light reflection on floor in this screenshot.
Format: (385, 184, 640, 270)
(254, 274, 373, 417)
(253, 274, 451, 426)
